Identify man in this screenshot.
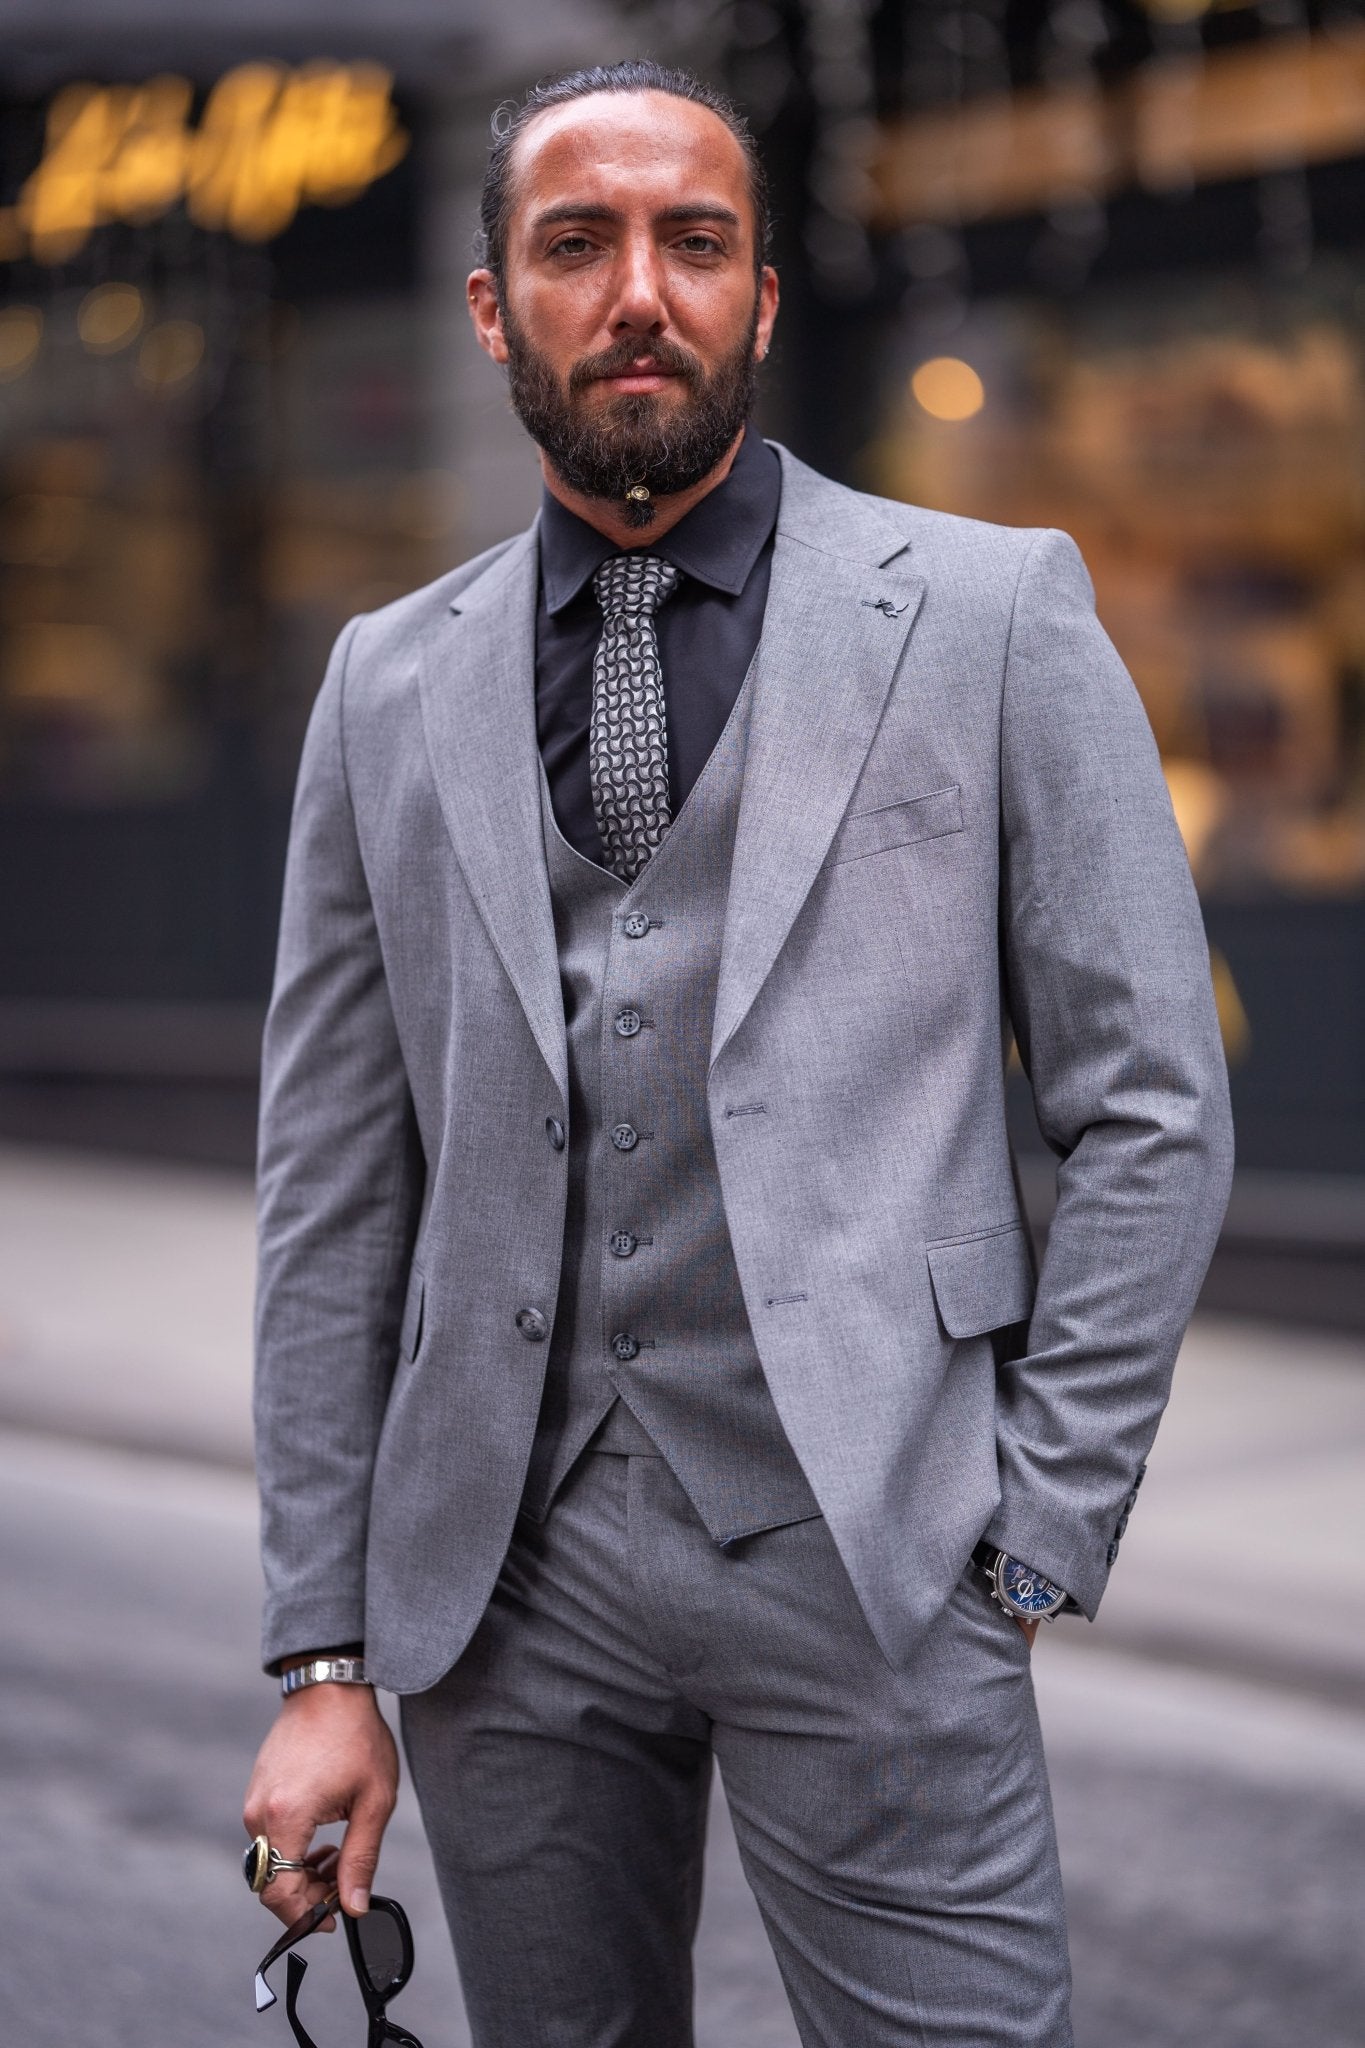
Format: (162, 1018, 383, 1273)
(244, 59, 1233, 2048)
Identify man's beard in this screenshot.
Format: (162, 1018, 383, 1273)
(503, 299, 760, 529)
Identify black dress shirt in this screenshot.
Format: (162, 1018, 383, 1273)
(535, 427, 781, 866)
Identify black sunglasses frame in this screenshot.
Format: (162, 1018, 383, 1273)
(254, 1893, 423, 2048)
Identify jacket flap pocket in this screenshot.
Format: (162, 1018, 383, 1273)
(399, 1264, 425, 1362)
(926, 1225, 1035, 1339)
(827, 784, 963, 866)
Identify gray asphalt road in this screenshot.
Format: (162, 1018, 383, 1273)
(4, 1430, 1364, 2048)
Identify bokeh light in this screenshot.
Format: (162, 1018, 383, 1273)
(136, 319, 205, 391)
(911, 355, 985, 421)
(0, 305, 43, 381)
(77, 282, 144, 354)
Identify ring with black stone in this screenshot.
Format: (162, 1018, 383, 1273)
(242, 1834, 310, 1894)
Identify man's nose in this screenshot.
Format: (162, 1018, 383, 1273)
(608, 238, 667, 335)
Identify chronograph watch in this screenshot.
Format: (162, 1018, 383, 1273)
(971, 1542, 1070, 1624)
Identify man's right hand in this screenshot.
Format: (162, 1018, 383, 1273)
(243, 1681, 399, 1928)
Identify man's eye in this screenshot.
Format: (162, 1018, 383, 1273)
(549, 236, 594, 258)
(677, 235, 722, 255)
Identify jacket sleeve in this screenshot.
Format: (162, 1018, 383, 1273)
(253, 618, 424, 1671)
(990, 529, 1234, 1617)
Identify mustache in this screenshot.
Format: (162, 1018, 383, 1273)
(567, 334, 704, 396)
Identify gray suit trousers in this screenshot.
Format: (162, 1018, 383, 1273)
(400, 1442, 1072, 2048)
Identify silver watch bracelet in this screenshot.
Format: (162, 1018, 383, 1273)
(280, 1655, 372, 1699)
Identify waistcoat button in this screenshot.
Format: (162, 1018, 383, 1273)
(614, 1008, 642, 1038)
(611, 1122, 639, 1152)
(545, 1116, 566, 1151)
(611, 1332, 640, 1361)
(622, 911, 651, 938)
(609, 1230, 637, 1258)
(514, 1307, 549, 1342)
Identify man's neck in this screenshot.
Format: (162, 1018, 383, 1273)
(538, 429, 746, 550)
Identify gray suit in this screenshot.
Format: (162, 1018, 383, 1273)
(255, 444, 1232, 2042)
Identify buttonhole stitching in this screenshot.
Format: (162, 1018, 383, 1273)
(725, 1103, 768, 1118)
(765, 1292, 808, 1307)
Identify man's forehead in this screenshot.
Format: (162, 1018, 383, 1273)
(512, 91, 749, 199)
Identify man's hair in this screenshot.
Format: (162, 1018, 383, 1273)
(477, 60, 772, 293)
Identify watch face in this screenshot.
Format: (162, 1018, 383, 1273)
(997, 1555, 1066, 1617)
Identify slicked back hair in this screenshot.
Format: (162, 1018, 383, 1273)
(477, 60, 772, 295)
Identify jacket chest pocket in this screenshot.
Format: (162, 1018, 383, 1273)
(826, 784, 963, 866)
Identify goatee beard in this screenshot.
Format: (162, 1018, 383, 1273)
(503, 303, 760, 522)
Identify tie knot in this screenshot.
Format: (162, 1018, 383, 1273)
(593, 553, 681, 620)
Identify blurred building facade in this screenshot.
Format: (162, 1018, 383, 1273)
(1, 1, 1363, 1320)
(0, 0, 615, 1156)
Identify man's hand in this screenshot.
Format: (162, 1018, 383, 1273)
(1015, 1616, 1041, 1649)
(243, 1683, 399, 1927)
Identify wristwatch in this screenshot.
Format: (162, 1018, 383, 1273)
(972, 1541, 1069, 1623)
(280, 1655, 371, 1699)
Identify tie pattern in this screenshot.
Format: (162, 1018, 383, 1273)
(589, 553, 681, 883)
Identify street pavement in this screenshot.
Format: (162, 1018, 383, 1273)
(2, 1141, 1364, 2046)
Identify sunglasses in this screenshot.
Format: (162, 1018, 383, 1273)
(253, 1893, 424, 2047)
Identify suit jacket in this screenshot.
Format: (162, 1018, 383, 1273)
(254, 443, 1234, 1692)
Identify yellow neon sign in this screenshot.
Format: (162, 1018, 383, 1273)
(0, 61, 409, 264)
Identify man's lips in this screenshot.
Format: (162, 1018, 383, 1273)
(594, 363, 683, 393)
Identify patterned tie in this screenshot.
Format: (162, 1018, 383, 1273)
(589, 553, 681, 883)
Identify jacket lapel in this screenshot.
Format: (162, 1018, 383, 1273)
(417, 526, 568, 1103)
(711, 449, 925, 1069)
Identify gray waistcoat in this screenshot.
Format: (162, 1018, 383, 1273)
(520, 666, 820, 1544)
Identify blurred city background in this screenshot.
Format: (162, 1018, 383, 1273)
(1, 4, 1363, 2045)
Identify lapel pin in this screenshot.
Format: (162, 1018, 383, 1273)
(862, 596, 911, 618)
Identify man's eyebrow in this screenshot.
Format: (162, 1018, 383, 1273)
(529, 201, 744, 234)
(656, 204, 742, 229)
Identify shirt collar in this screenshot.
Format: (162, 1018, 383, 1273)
(538, 426, 781, 616)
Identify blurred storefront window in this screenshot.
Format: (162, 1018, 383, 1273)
(0, 62, 453, 1025)
(869, 272, 1365, 902)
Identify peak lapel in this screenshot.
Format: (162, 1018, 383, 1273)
(417, 528, 568, 1102)
(712, 500, 925, 1071)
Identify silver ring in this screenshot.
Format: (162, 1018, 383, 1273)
(242, 1834, 310, 1893)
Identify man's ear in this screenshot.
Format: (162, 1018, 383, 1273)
(755, 265, 779, 362)
(467, 269, 509, 366)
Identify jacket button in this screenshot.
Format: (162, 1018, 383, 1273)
(611, 1122, 639, 1152)
(614, 1008, 642, 1038)
(623, 911, 650, 938)
(515, 1307, 549, 1342)
(545, 1115, 566, 1151)
(611, 1331, 640, 1361)
(1106, 1539, 1119, 1567)
(609, 1230, 637, 1258)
